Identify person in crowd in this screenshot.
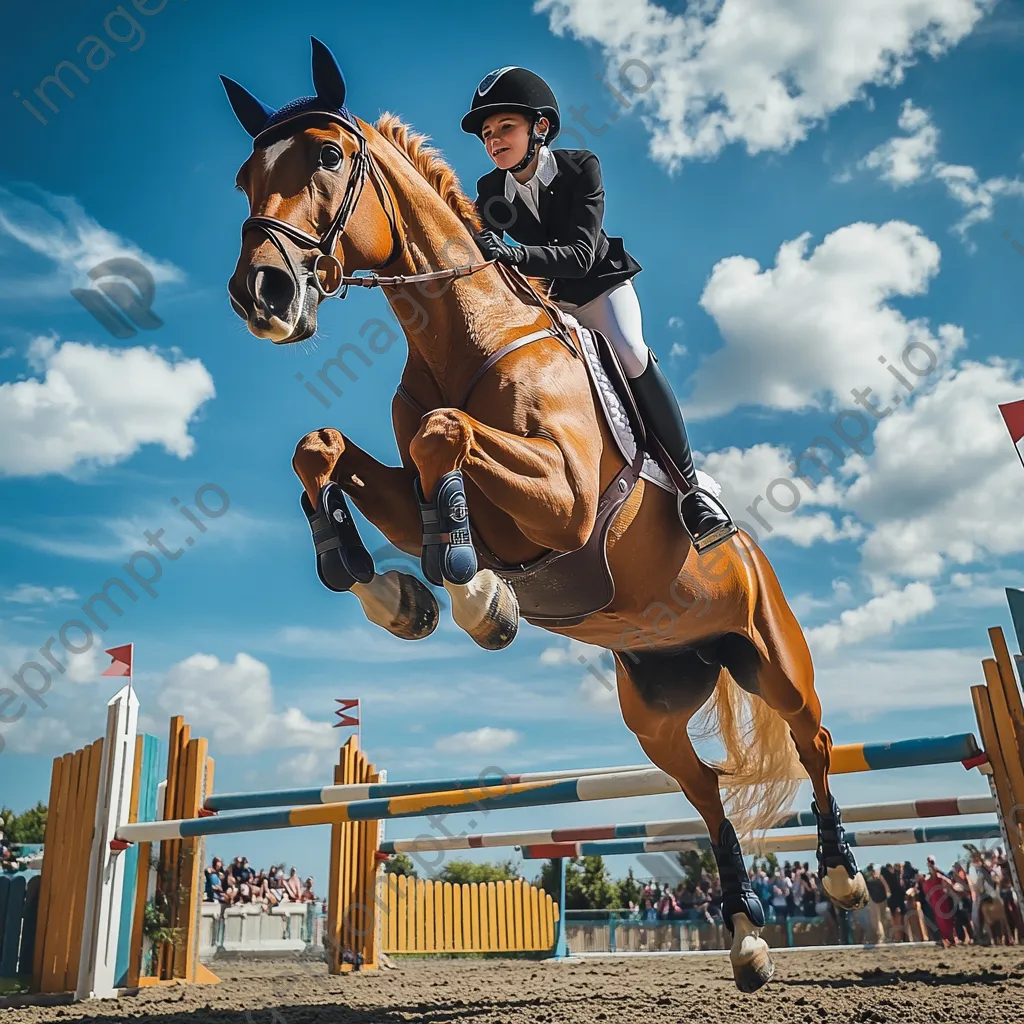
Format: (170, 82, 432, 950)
(948, 862, 974, 944)
(969, 848, 1010, 945)
(300, 877, 317, 903)
(771, 866, 791, 926)
(285, 866, 303, 902)
(864, 864, 890, 945)
(204, 856, 225, 903)
(879, 863, 907, 941)
(919, 856, 958, 947)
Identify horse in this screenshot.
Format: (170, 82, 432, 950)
(220, 38, 868, 990)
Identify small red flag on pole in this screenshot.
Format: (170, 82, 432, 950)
(102, 643, 134, 735)
(999, 399, 1024, 470)
(334, 698, 361, 748)
(102, 644, 133, 677)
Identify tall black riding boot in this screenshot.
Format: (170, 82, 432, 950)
(629, 353, 738, 553)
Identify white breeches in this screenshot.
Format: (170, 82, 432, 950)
(564, 279, 650, 379)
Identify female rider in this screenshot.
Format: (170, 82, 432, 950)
(462, 66, 736, 554)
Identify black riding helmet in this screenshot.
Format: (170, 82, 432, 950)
(461, 67, 560, 173)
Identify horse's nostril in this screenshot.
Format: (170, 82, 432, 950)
(248, 265, 295, 317)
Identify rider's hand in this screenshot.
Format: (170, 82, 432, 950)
(474, 229, 525, 267)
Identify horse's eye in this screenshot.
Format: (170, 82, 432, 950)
(320, 145, 343, 170)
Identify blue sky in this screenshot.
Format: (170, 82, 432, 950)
(3, 0, 1024, 890)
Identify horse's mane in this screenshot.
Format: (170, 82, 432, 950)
(373, 112, 565, 320)
(374, 112, 482, 232)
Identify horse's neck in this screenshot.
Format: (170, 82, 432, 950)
(370, 140, 543, 406)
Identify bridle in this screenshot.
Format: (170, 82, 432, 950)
(240, 113, 494, 301)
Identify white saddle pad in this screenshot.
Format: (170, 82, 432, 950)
(563, 315, 720, 497)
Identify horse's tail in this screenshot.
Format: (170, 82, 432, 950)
(695, 673, 803, 840)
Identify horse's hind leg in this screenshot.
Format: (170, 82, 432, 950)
(615, 652, 774, 993)
(741, 537, 869, 911)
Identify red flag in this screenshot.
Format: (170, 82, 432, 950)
(333, 698, 359, 728)
(101, 643, 133, 677)
(999, 399, 1024, 470)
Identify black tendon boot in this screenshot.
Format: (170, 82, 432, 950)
(812, 794, 870, 911)
(712, 818, 774, 992)
(628, 355, 738, 554)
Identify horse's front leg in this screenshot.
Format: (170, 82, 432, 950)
(293, 427, 518, 650)
(293, 427, 438, 640)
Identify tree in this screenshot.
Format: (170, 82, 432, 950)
(615, 867, 643, 909)
(750, 853, 779, 876)
(384, 853, 417, 878)
(676, 848, 718, 886)
(438, 858, 518, 884)
(534, 856, 617, 910)
(0, 803, 47, 844)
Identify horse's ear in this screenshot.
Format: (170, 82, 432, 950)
(220, 75, 276, 138)
(310, 37, 347, 109)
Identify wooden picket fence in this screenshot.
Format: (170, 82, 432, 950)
(381, 875, 557, 954)
(32, 738, 105, 994)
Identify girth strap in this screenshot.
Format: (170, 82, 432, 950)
(396, 322, 577, 415)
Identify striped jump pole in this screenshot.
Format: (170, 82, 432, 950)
(202, 732, 983, 815)
(520, 820, 1003, 860)
(203, 763, 652, 813)
(115, 768, 683, 843)
(379, 794, 996, 855)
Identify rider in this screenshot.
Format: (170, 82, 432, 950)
(462, 66, 737, 554)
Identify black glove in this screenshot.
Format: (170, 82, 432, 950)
(474, 229, 525, 267)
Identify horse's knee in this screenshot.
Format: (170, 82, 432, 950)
(409, 409, 472, 490)
(292, 427, 346, 494)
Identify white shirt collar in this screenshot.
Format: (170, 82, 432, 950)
(503, 145, 558, 202)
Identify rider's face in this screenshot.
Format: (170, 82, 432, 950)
(481, 112, 549, 170)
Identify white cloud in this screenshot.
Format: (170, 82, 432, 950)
(843, 359, 1024, 582)
(701, 442, 863, 548)
(858, 102, 1024, 243)
(860, 100, 940, 185)
(433, 727, 520, 755)
(0, 184, 184, 299)
(535, 0, 992, 170)
(805, 581, 936, 654)
(579, 672, 619, 709)
(814, 644, 983, 715)
(0, 335, 215, 477)
(689, 222, 964, 420)
(151, 653, 335, 755)
(3, 584, 77, 605)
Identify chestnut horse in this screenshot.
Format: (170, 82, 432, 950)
(221, 39, 868, 989)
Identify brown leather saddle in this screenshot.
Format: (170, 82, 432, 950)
(396, 281, 649, 627)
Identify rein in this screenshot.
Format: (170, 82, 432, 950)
(241, 113, 495, 300)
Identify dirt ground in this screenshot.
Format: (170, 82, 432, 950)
(11, 944, 1024, 1024)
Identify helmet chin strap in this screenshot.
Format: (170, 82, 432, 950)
(508, 115, 547, 174)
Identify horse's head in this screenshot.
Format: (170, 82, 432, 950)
(222, 38, 399, 343)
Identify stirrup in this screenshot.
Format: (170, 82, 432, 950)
(677, 485, 738, 554)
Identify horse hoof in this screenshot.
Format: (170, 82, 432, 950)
(447, 570, 520, 651)
(472, 575, 519, 651)
(351, 571, 438, 641)
(823, 866, 869, 911)
(389, 571, 440, 640)
(732, 938, 774, 993)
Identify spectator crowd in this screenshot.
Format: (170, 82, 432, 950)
(203, 856, 319, 910)
(622, 846, 1021, 947)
